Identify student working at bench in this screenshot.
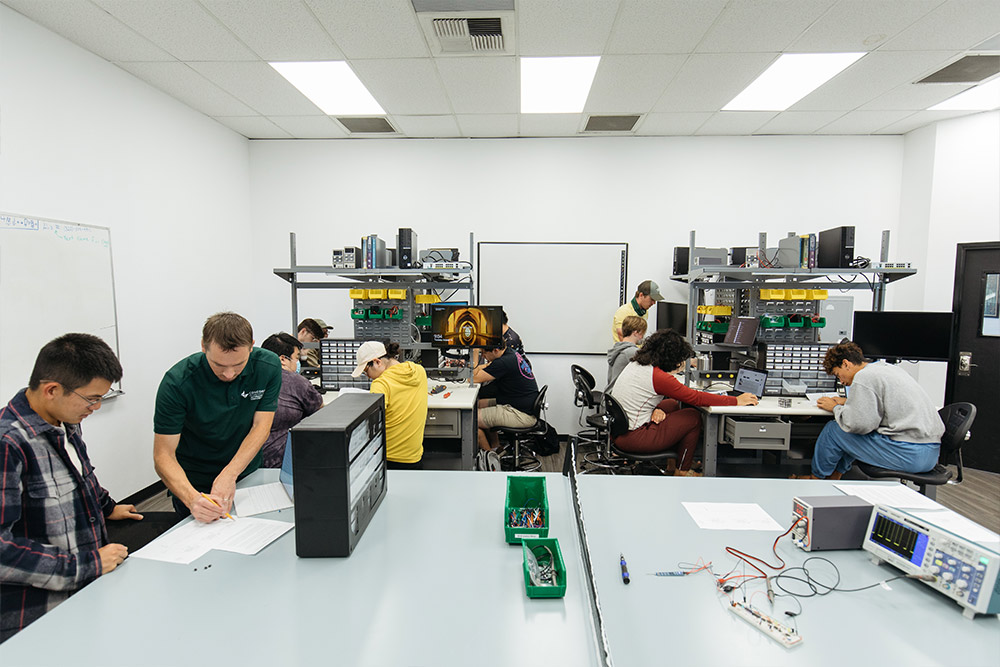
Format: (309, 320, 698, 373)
(259, 332, 323, 469)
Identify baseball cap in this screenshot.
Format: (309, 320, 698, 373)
(638, 280, 664, 301)
(351, 340, 386, 377)
(313, 318, 332, 330)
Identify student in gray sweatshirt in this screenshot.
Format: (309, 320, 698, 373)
(809, 342, 944, 479)
(606, 316, 647, 390)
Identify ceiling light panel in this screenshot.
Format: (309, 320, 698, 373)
(929, 78, 1000, 111)
(724, 53, 865, 111)
(520, 56, 600, 113)
(270, 61, 385, 115)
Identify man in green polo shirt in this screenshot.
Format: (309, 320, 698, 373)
(612, 280, 663, 343)
(153, 312, 281, 522)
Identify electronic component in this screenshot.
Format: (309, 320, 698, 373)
(776, 235, 803, 269)
(332, 246, 363, 269)
(817, 225, 855, 269)
(791, 495, 873, 551)
(419, 248, 459, 263)
(362, 235, 387, 268)
(396, 227, 418, 269)
(672, 246, 729, 275)
(728, 602, 802, 648)
(863, 505, 1000, 619)
(422, 261, 463, 270)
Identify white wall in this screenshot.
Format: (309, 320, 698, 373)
(0, 6, 252, 497)
(247, 136, 905, 433)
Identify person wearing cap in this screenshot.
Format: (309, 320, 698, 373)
(259, 333, 323, 468)
(296, 318, 330, 368)
(612, 280, 663, 343)
(353, 340, 428, 469)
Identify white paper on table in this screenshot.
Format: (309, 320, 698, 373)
(906, 508, 1000, 546)
(806, 392, 839, 402)
(834, 483, 943, 511)
(233, 482, 293, 517)
(130, 517, 293, 564)
(338, 387, 368, 394)
(681, 502, 783, 531)
(212, 518, 294, 555)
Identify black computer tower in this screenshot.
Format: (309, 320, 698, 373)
(817, 226, 855, 268)
(397, 228, 418, 269)
(290, 393, 386, 558)
(673, 247, 689, 275)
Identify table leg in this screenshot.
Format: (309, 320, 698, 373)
(703, 413, 719, 477)
(460, 404, 477, 470)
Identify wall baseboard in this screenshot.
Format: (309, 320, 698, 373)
(120, 480, 166, 506)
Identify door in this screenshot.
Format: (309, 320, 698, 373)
(946, 242, 1000, 473)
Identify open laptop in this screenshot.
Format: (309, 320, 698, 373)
(718, 316, 760, 347)
(727, 367, 768, 397)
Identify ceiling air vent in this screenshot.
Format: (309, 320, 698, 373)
(916, 56, 1000, 84)
(432, 17, 503, 52)
(337, 117, 396, 134)
(584, 115, 641, 132)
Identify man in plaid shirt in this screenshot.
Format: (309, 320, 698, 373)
(1, 334, 142, 642)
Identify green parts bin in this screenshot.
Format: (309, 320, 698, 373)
(521, 537, 566, 599)
(504, 475, 549, 544)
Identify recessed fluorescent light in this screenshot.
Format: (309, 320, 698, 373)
(270, 61, 384, 115)
(929, 78, 1000, 111)
(520, 56, 600, 113)
(724, 53, 865, 111)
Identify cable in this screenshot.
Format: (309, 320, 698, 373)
(772, 556, 912, 599)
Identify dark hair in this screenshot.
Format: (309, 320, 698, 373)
(297, 318, 326, 340)
(823, 342, 866, 374)
(261, 332, 302, 359)
(483, 337, 506, 353)
(501, 310, 509, 325)
(29, 333, 122, 391)
(202, 312, 253, 350)
(381, 341, 401, 360)
(632, 329, 693, 372)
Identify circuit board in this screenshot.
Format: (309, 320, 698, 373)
(728, 601, 803, 648)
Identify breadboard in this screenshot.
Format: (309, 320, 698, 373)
(728, 602, 802, 648)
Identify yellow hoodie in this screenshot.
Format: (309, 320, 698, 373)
(370, 361, 428, 463)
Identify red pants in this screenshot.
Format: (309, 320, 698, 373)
(614, 399, 702, 470)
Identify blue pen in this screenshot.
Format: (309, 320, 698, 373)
(620, 553, 630, 585)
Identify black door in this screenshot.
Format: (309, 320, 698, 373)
(946, 242, 1000, 473)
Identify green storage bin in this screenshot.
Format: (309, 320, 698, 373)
(368, 307, 385, 320)
(414, 315, 432, 327)
(350, 308, 367, 320)
(787, 314, 806, 328)
(521, 537, 567, 599)
(504, 475, 549, 544)
(759, 315, 788, 328)
(385, 309, 403, 320)
(806, 316, 826, 328)
(696, 321, 729, 334)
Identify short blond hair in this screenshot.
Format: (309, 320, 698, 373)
(621, 315, 647, 338)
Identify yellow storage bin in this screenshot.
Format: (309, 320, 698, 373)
(697, 305, 732, 316)
(415, 294, 442, 304)
(789, 289, 808, 300)
(760, 289, 786, 300)
(807, 289, 828, 300)
(387, 289, 407, 300)
(368, 289, 387, 300)
(349, 289, 368, 300)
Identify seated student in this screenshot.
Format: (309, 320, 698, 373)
(607, 315, 647, 390)
(296, 318, 330, 368)
(805, 342, 945, 480)
(352, 341, 428, 469)
(1, 334, 142, 642)
(259, 333, 323, 468)
(610, 329, 758, 476)
(501, 309, 529, 367)
(473, 339, 539, 456)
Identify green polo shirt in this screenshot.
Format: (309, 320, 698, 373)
(154, 348, 282, 491)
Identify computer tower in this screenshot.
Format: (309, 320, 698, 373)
(673, 247, 690, 276)
(290, 393, 387, 558)
(817, 226, 855, 269)
(397, 228, 418, 269)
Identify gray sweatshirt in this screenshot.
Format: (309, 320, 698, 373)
(607, 341, 639, 390)
(833, 362, 945, 443)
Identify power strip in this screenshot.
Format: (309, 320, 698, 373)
(728, 601, 803, 648)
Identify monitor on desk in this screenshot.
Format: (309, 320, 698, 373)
(851, 311, 953, 362)
(732, 367, 767, 396)
(430, 305, 503, 349)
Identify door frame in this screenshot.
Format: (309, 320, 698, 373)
(945, 240, 1000, 404)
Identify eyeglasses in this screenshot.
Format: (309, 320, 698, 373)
(68, 387, 104, 407)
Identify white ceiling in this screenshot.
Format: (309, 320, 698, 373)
(4, 0, 1000, 139)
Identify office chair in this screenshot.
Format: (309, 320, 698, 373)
(495, 385, 549, 472)
(855, 402, 976, 501)
(571, 364, 603, 442)
(602, 394, 678, 475)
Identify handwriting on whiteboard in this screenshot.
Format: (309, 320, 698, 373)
(0, 213, 109, 247)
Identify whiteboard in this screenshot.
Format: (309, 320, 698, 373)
(477, 242, 627, 354)
(0, 213, 121, 401)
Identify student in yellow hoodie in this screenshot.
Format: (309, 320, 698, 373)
(352, 340, 428, 469)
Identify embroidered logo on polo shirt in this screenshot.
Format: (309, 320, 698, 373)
(241, 390, 266, 400)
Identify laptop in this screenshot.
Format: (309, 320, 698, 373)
(727, 367, 768, 397)
(718, 316, 760, 347)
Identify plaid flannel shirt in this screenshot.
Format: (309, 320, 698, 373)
(1, 389, 114, 642)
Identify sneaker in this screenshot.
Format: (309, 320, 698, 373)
(485, 450, 501, 472)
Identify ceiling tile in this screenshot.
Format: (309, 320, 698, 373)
(93, 0, 258, 61)
(187, 61, 323, 115)
(860, 82, 973, 111)
(696, 0, 837, 53)
(636, 112, 711, 135)
(517, 0, 618, 56)
(519, 114, 583, 136)
(304, 0, 430, 58)
(882, 0, 1000, 51)
(755, 111, 846, 134)
(391, 114, 462, 137)
(696, 111, 777, 135)
(213, 115, 292, 138)
(199, 0, 344, 61)
(607, 0, 728, 54)
(814, 109, 916, 134)
(455, 114, 518, 137)
(789, 0, 941, 52)
(350, 59, 452, 114)
(654, 53, 777, 112)
(436, 57, 517, 114)
(116, 62, 256, 116)
(2, 0, 174, 62)
(585, 54, 686, 113)
(875, 109, 983, 134)
(267, 115, 349, 138)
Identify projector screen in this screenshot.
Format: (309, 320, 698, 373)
(477, 242, 628, 355)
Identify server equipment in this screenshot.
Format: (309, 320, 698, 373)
(817, 225, 855, 268)
(791, 495, 873, 551)
(673, 246, 729, 275)
(397, 228, 418, 269)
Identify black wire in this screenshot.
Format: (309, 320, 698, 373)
(772, 556, 909, 598)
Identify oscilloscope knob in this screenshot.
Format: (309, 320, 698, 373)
(956, 580, 968, 589)
(942, 572, 954, 582)
(929, 565, 941, 574)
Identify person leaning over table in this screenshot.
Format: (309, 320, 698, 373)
(296, 317, 330, 368)
(610, 329, 758, 476)
(153, 312, 281, 522)
(801, 341, 944, 480)
(352, 340, 428, 469)
(473, 338, 539, 455)
(1, 334, 142, 643)
(259, 332, 323, 469)
(612, 279, 663, 343)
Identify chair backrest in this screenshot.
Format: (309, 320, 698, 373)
(938, 402, 976, 463)
(602, 393, 631, 439)
(572, 365, 596, 391)
(571, 366, 599, 409)
(531, 385, 549, 419)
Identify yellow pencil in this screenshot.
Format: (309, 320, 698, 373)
(200, 493, 235, 520)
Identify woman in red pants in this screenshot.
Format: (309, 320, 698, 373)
(610, 329, 758, 476)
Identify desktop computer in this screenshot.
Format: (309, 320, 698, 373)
(817, 226, 855, 269)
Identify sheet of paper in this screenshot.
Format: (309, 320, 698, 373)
(130, 517, 293, 564)
(806, 392, 839, 402)
(213, 518, 294, 555)
(234, 482, 293, 517)
(834, 483, 943, 510)
(907, 508, 1000, 545)
(682, 502, 783, 531)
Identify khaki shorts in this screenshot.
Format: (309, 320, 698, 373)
(480, 403, 537, 430)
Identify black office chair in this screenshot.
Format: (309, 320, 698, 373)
(855, 402, 976, 500)
(571, 364, 603, 441)
(495, 385, 549, 472)
(602, 393, 678, 475)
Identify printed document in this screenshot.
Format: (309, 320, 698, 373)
(131, 517, 293, 565)
(234, 482, 294, 517)
(682, 502, 783, 531)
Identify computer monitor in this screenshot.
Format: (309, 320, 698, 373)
(656, 302, 688, 336)
(430, 305, 503, 348)
(851, 311, 953, 362)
